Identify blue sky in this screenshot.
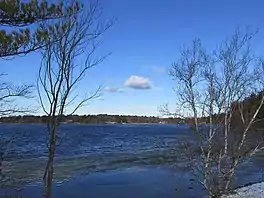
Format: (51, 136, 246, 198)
(1, 0, 264, 116)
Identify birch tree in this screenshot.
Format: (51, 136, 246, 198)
(165, 30, 264, 197)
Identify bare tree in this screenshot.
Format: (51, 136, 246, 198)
(0, 73, 34, 187)
(164, 30, 264, 197)
(0, 74, 33, 115)
(0, 1, 83, 189)
(37, 1, 112, 197)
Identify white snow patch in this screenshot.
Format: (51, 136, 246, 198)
(221, 182, 264, 198)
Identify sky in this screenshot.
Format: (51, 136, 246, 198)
(1, 0, 264, 116)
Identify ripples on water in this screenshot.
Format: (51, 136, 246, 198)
(1, 124, 195, 186)
(1, 124, 193, 158)
(1, 124, 264, 198)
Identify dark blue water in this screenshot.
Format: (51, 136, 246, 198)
(1, 124, 192, 159)
(1, 124, 264, 198)
(2, 167, 206, 198)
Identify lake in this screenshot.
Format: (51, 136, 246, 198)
(0, 124, 263, 198)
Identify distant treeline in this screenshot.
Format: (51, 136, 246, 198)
(231, 91, 264, 129)
(1, 92, 264, 125)
(0, 114, 184, 124)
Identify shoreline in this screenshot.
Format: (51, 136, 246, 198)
(0, 122, 179, 125)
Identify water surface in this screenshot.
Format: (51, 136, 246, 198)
(1, 124, 263, 198)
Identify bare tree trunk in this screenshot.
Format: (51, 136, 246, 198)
(44, 128, 56, 198)
(0, 150, 3, 181)
(45, 146, 55, 198)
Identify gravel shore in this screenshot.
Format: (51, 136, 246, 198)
(222, 182, 264, 198)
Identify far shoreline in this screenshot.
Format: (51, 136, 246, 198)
(0, 122, 182, 125)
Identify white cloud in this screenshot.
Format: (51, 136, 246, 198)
(104, 86, 124, 93)
(124, 75, 151, 89)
